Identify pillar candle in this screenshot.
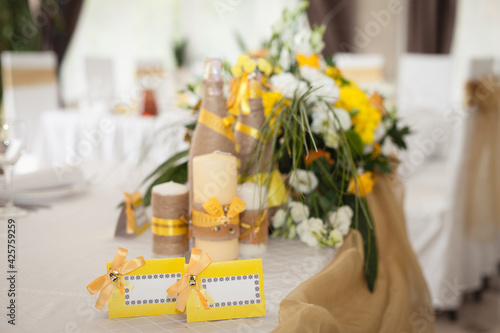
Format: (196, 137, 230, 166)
(238, 182, 269, 257)
(192, 151, 240, 261)
(151, 181, 189, 257)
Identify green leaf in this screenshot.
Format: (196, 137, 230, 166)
(141, 150, 188, 185)
(355, 198, 378, 291)
(143, 162, 188, 207)
(344, 130, 364, 157)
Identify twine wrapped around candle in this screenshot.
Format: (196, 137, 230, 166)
(239, 209, 269, 245)
(151, 182, 189, 256)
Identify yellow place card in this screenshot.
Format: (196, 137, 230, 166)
(107, 258, 185, 318)
(186, 258, 266, 322)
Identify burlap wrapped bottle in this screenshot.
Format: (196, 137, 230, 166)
(188, 58, 236, 211)
(233, 75, 273, 178)
(234, 75, 273, 255)
(151, 182, 189, 256)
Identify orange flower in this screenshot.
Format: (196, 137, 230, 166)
(305, 149, 335, 167)
(371, 144, 381, 159)
(369, 92, 388, 116)
(296, 54, 320, 69)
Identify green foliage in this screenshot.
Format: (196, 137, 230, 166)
(0, 0, 41, 105)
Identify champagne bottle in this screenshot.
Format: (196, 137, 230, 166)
(188, 58, 236, 210)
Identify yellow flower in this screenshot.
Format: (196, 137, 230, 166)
(243, 59, 257, 73)
(296, 54, 320, 69)
(262, 91, 284, 118)
(257, 58, 273, 76)
(237, 54, 250, 65)
(325, 66, 341, 78)
(274, 66, 282, 74)
(348, 172, 375, 197)
(231, 65, 243, 78)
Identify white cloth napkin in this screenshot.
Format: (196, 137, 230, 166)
(1, 166, 85, 192)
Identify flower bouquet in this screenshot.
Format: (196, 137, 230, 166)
(142, 1, 409, 291)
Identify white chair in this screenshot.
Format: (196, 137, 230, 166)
(1, 51, 59, 172)
(403, 57, 500, 313)
(84, 57, 115, 111)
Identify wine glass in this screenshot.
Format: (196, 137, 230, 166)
(0, 119, 27, 217)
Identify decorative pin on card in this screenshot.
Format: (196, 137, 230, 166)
(115, 192, 150, 237)
(167, 248, 266, 322)
(87, 247, 185, 318)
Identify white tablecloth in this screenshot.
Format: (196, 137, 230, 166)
(0, 162, 336, 333)
(34, 110, 196, 169)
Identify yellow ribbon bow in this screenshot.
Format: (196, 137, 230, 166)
(87, 247, 146, 310)
(227, 73, 251, 116)
(240, 210, 268, 245)
(192, 197, 247, 227)
(124, 192, 142, 234)
(167, 248, 214, 312)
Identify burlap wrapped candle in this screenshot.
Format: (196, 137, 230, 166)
(238, 182, 268, 257)
(151, 182, 189, 256)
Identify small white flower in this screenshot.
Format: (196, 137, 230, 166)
(288, 201, 310, 223)
(270, 72, 308, 99)
(299, 67, 340, 104)
(374, 122, 387, 142)
(328, 229, 344, 247)
(272, 208, 287, 228)
(328, 205, 353, 235)
(310, 106, 351, 149)
(289, 169, 319, 194)
(297, 217, 326, 247)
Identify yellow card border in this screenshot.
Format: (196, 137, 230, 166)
(186, 258, 266, 322)
(107, 258, 185, 318)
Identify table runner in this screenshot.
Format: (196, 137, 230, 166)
(274, 174, 434, 333)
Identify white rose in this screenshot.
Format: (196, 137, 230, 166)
(270, 72, 308, 99)
(297, 217, 326, 247)
(328, 229, 344, 247)
(289, 169, 319, 194)
(328, 205, 353, 235)
(288, 201, 310, 223)
(272, 208, 287, 228)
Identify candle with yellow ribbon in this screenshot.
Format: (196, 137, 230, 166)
(188, 58, 236, 213)
(192, 151, 246, 261)
(167, 248, 214, 312)
(151, 182, 189, 256)
(238, 182, 269, 256)
(87, 247, 145, 310)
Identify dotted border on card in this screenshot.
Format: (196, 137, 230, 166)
(123, 273, 181, 306)
(201, 274, 261, 308)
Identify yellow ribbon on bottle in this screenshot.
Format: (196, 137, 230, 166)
(227, 72, 261, 116)
(234, 122, 260, 140)
(124, 192, 143, 235)
(167, 248, 214, 312)
(151, 216, 188, 236)
(240, 210, 268, 245)
(197, 108, 235, 142)
(86, 247, 146, 310)
(192, 197, 246, 227)
(243, 169, 288, 208)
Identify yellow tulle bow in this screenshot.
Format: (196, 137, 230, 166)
(124, 192, 142, 234)
(244, 169, 288, 207)
(87, 247, 146, 310)
(167, 248, 214, 312)
(240, 210, 268, 245)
